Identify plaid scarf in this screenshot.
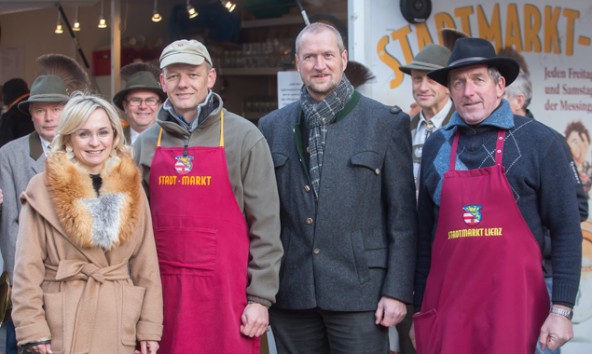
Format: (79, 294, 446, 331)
(301, 77, 354, 199)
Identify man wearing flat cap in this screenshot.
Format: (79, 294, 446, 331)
(132, 39, 282, 354)
(0, 74, 69, 354)
(413, 37, 581, 353)
(399, 44, 453, 191)
(113, 63, 166, 144)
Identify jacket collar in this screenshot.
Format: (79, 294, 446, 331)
(445, 99, 514, 131)
(44, 152, 141, 251)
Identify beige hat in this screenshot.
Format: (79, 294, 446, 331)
(159, 39, 213, 69)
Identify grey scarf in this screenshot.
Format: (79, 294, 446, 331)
(301, 77, 354, 199)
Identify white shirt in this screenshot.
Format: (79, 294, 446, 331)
(40, 135, 52, 156)
(412, 98, 453, 188)
(130, 128, 140, 145)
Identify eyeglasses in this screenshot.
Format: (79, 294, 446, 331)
(126, 97, 160, 107)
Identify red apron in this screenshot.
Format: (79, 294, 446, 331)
(149, 112, 258, 354)
(414, 130, 549, 354)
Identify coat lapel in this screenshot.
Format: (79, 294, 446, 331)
(28, 132, 46, 174)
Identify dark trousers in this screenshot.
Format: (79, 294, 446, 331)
(269, 307, 389, 354)
(6, 319, 18, 354)
(395, 304, 416, 354)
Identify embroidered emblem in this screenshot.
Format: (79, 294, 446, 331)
(175, 155, 194, 174)
(462, 204, 482, 226)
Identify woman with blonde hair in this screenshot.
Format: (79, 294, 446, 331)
(11, 92, 162, 354)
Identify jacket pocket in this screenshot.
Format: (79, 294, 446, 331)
(152, 217, 218, 272)
(120, 285, 146, 347)
(349, 231, 370, 284)
(272, 152, 289, 168)
(42, 292, 64, 353)
(351, 151, 383, 174)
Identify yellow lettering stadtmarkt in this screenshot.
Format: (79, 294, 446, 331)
(377, 3, 581, 89)
(448, 228, 503, 239)
(158, 175, 178, 185)
(181, 175, 212, 186)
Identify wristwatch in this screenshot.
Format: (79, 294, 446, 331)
(550, 307, 573, 320)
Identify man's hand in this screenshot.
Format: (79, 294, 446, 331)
(374, 296, 406, 327)
(539, 306, 574, 351)
(240, 302, 269, 338)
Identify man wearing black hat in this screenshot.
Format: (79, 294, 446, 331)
(413, 38, 581, 353)
(0, 78, 32, 148)
(113, 64, 166, 144)
(0, 75, 69, 354)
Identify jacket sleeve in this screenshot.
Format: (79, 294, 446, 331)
(11, 201, 52, 346)
(241, 137, 283, 307)
(129, 191, 163, 341)
(0, 147, 19, 282)
(381, 114, 417, 303)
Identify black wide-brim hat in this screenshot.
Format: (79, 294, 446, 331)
(427, 37, 520, 87)
(113, 71, 167, 110)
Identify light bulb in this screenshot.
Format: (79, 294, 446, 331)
(98, 16, 107, 29)
(152, 10, 162, 22)
(223, 1, 236, 13)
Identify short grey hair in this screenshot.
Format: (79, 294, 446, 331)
(504, 72, 532, 109)
(295, 22, 345, 57)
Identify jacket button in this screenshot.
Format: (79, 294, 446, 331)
(313, 248, 321, 254)
(304, 185, 311, 192)
(306, 217, 314, 224)
(375, 168, 381, 175)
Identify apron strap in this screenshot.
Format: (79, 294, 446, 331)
(220, 110, 225, 147)
(157, 127, 164, 147)
(449, 129, 507, 171)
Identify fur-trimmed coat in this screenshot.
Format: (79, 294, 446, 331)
(11, 151, 163, 353)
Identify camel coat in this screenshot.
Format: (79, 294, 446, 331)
(11, 151, 163, 354)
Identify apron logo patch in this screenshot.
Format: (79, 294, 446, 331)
(463, 204, 482, 226)
(175, 155, 194, 174)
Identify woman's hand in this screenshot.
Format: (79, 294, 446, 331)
(135, 340, 159, 354)
(19, 343, 52, 353)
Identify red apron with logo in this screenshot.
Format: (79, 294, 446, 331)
(414, 130, 549, 354)
(149, 112, 258, 354)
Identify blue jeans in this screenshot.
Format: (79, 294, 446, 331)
(535, 277, 560, 354)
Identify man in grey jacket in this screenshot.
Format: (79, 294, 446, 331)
(259, 23, 417, 353)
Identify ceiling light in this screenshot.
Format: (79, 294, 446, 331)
(98, 0, 108, 29)
(55, 11, 63, 34)
(72, 7, 81, 31)
(222, 1, 236, 13)
(187, 0, 198, 19)
(152, 0, 162, 22)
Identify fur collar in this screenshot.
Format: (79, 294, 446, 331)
(45, 151, 142, 250)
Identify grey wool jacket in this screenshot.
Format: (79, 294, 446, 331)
(259, 91, 417, 311)
(0, 132, 46, 281)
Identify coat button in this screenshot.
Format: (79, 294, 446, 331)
(313, 248, 321, 254)
(375, 168, 381, 175)
(304, 185, 311, 192)
(306, 217, 314, 224)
